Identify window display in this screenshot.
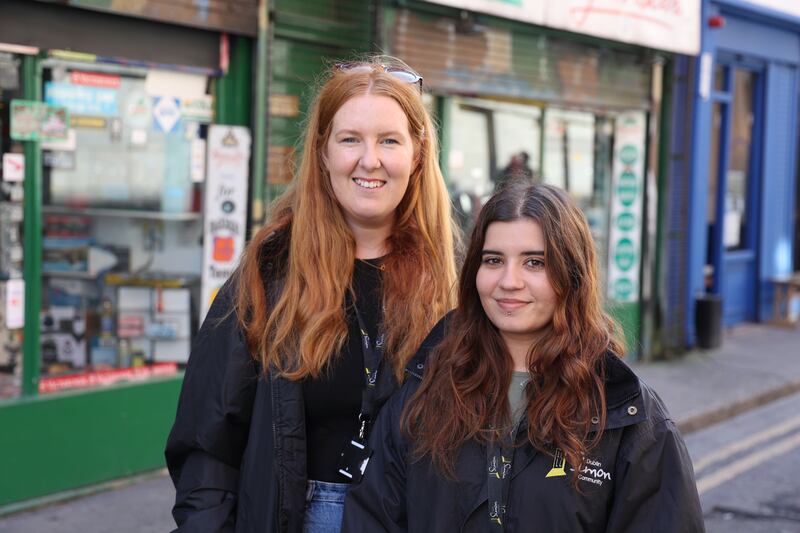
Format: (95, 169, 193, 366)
(35, 60, 217, 394)
(0, 50, 24, 399)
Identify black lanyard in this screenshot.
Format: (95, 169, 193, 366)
(487, 420, 523, 531)
(351, 296, 384, 440)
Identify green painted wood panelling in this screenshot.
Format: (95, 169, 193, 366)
(608, 302, 641, 358)
(266, 0, 374, 204)
(0, 376, 182, 507)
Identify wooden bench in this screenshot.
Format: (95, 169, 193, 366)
(771, 273, 800, 326)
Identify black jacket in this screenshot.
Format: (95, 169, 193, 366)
(343, 333, 705, 533)
(165, 254, 440, 533)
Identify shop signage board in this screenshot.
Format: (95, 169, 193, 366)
(45, 82, 118, 116)
(607, 112, 646, 303)
(2, 153, 24, 182)
(10, 100, 69, 141)
(200, 126, 251, 321)
(424, 0, 700, 54)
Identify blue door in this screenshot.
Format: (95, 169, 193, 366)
(707, 60, 763, 326)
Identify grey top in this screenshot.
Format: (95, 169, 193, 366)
(508, 370, 531, 423)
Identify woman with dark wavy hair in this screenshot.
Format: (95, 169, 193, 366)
(343, 182, 704, 532)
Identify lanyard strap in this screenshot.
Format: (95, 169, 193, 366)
(487, 422, 522, 531)
(351, 296, 384, 440)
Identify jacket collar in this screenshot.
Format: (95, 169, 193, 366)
(597, 353, 646, 431)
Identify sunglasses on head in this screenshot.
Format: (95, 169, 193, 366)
(334, 62, 423, 90)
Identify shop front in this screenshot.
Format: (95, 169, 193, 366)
(383, 0, 701, 355)
(0, 0, 257, 509)
(686, 0, 800, 343)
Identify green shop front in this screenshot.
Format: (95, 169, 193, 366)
(0, 0, 258, 509)
(382, 0, 701, 356)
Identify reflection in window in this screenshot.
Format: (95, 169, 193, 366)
(724, 69, 753, 251)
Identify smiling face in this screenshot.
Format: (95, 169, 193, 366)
(476, 219, 558, 354)
(324, 93, 415, 235)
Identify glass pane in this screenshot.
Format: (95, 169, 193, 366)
(37, 63, 207, 394)
(724, 69, 753, 250)
(714, 64, 726, 92)
(492, 103, 541, 187)
(448, 101, 491, 229)
(0, 52, 25, 400)
(543, 108, 596, 200)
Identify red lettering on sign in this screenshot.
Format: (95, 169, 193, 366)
(70, 71, 121, 89)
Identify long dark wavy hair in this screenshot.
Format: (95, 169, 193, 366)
(402, 182, 625, 480)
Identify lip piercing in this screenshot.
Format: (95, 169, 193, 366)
(506, 311, 512, 317)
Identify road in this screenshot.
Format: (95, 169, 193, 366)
(685, 391, 800, 532)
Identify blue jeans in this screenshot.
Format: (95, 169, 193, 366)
(303, 480, 349, 533)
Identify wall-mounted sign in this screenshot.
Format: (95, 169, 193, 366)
(10, 100, 69, 141)
(425, 0, 700, 55)
(181, 96, 213, 123)
(152, 96, 181, 133)
(270, 94, 300, 118)
(2, 153, 24, 182)
(607, 112, 646, 303)
(200, 126, 251, 321)
(45, 82, 118, 116)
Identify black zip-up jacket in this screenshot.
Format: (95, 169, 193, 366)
(165, 241, 440, 533)
(342, 329, 705, 532)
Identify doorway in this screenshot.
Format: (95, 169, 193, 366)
(706, 60, 763, 326)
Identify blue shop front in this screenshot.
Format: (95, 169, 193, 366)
(685, 0, 800, 343)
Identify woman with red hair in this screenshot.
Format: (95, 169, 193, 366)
(166, 56, 458, 533)
(343, 182, 703, 532)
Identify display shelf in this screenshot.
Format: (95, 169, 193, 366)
(43, 205, 202, 222)
(41, 270, 99, 280)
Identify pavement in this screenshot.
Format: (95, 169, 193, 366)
(1, 322, 799, 532)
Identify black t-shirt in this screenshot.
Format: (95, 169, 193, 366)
(303, 258, 384, 482)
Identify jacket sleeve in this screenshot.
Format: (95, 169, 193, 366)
(342, 382, 416, 533)
(165, 277, 259, 532)
(605, 413, 705, 532)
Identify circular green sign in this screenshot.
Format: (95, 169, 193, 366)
(619, 144, 638, 165)
(617, 171, 638, 207)
(614, 237, 636, 271)
(616, 212, 636, 232)
(614, 278, 634, 300)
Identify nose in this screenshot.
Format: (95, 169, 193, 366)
(359, 142, 382, 171)
(499, 264, 524, 291)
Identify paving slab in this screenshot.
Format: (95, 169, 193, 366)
(631, 323, 800, 434)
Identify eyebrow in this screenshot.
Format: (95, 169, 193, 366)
(334, 129, 406, 137)
(481, 249, 544, 256)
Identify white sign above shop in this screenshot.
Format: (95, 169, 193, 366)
(424, 0, 701, 55)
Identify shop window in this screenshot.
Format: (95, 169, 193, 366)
(0, 51, 24, 399)
(446, 98, 622, 287)
(447, 98, 541, 229)
(37, 61, 214, 395)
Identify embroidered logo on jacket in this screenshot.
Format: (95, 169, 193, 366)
(545, 448, 567, 477)
(545, 450, 612, 486)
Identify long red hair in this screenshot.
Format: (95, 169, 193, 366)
(234, 57, 458, 381)
(402, 183, 624, 479)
